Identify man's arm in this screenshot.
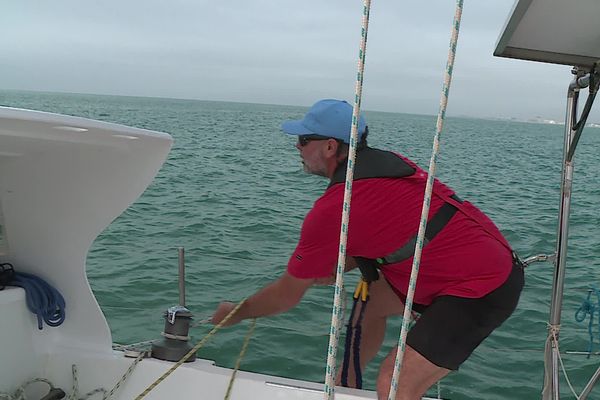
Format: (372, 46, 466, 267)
(211, 271, 313, 326)
(211, 256, 357, 326)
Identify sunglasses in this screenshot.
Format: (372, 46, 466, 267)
(297, 135, 334, 147)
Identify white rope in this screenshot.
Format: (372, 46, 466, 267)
(387, 1, 464, 399)
(547, 324, 581, 399)
(0, 379, 56, 400)
(323, 0, 372, 398)
(112, 340, 156, 351)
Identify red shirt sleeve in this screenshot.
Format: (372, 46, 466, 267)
(287, 195, 342, 279)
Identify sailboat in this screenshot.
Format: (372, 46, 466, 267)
(1, 0, 599, 399)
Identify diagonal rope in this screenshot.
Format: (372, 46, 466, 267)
(387, 1, 464, 399)
(323, 0, 372, 398)
(224, 318, 256, 399)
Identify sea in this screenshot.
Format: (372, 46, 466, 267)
(2, 90, 600, 399)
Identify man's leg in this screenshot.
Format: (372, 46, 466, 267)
(339, 278, 404, 388)
(376, 345, 449, 400)
(375, 262, 524, 399)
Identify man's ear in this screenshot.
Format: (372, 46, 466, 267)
(326, 139, 339, 155)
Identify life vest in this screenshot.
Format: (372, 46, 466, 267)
(329, 147, 416, 187)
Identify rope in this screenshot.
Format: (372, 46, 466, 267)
(224, 318, 256, 400)
(69, 364, 106, 399)
(161, 332, 190, 341)
(0, 378, 62, 400)
(113, 340, 157, 352)
(323, 0, 372, 397)
(341, 280, 370, 389)
(0, 360, 138, 400)
(4, 267, 66, 329)
(351, 296, 367, 389)
(387, 1, 464, 399)
(102, 353, 146, 400)
(341, 299, 358, 387)
(3, 308, 251, 400)
(546, 324, 581, 399)
(575, 286, 600, 357)
(134, 298, 247, 400)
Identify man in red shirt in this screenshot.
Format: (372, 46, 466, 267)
(211, 99, 523, 400)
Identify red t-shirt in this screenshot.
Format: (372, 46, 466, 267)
(287, 157, 513, 306)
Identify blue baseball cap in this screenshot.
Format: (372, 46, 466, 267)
(281, 99, 367, 143)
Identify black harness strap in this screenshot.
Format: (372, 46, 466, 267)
(355, 194, 463, 282)
(377, 194, 462, 266)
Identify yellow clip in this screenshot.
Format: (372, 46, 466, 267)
(353, 278, 369, 302)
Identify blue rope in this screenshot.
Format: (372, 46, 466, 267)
(352, 296, 368, 389)
(341, 297, 359, 387)
(5, 266, 66, 330)
(341, 294, 368, 389)
(575, 286, 600, 358)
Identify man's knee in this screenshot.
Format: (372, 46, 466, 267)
(376, 346, 449, 400)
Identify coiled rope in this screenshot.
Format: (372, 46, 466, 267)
(1, 263, 66, 329)
(0, 356, 144, 400)
(575, 286, 600, 357)
(323, 0, 372, 398)
(387, 2, 464, 399)
(0, 379, 62, 400)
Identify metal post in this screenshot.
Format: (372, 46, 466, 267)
(541, 71, 579, 400)
(579, 366, 600, 400)
(178, 247, 186, 307)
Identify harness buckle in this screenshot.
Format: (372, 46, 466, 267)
(355, 257, 380, 283)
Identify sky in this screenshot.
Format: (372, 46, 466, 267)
(1, 0, 598, 122)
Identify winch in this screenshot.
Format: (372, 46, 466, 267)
(151, 247, 196, 362)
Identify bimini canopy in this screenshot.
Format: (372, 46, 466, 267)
(494, 0, 600, 68)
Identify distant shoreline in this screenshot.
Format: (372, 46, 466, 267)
(1, 88, 599, 127)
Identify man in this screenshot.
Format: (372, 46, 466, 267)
(211, 99, 523, 400)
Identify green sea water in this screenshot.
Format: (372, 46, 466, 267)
(2, 90, 600, 399)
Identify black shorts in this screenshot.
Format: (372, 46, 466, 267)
(403, 261, 524, 370)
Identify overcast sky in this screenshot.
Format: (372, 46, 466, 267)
(2, 1, 598, 122)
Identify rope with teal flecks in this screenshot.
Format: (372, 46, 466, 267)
(575, 286, 600, 358)
(387, 1, 464, 399)
(323, 0, 372, 398)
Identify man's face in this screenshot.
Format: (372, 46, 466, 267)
(295, 136, 330, 177)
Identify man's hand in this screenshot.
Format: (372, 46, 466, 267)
(211, 301, 243, 327)
(209, 272, 314, 327)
